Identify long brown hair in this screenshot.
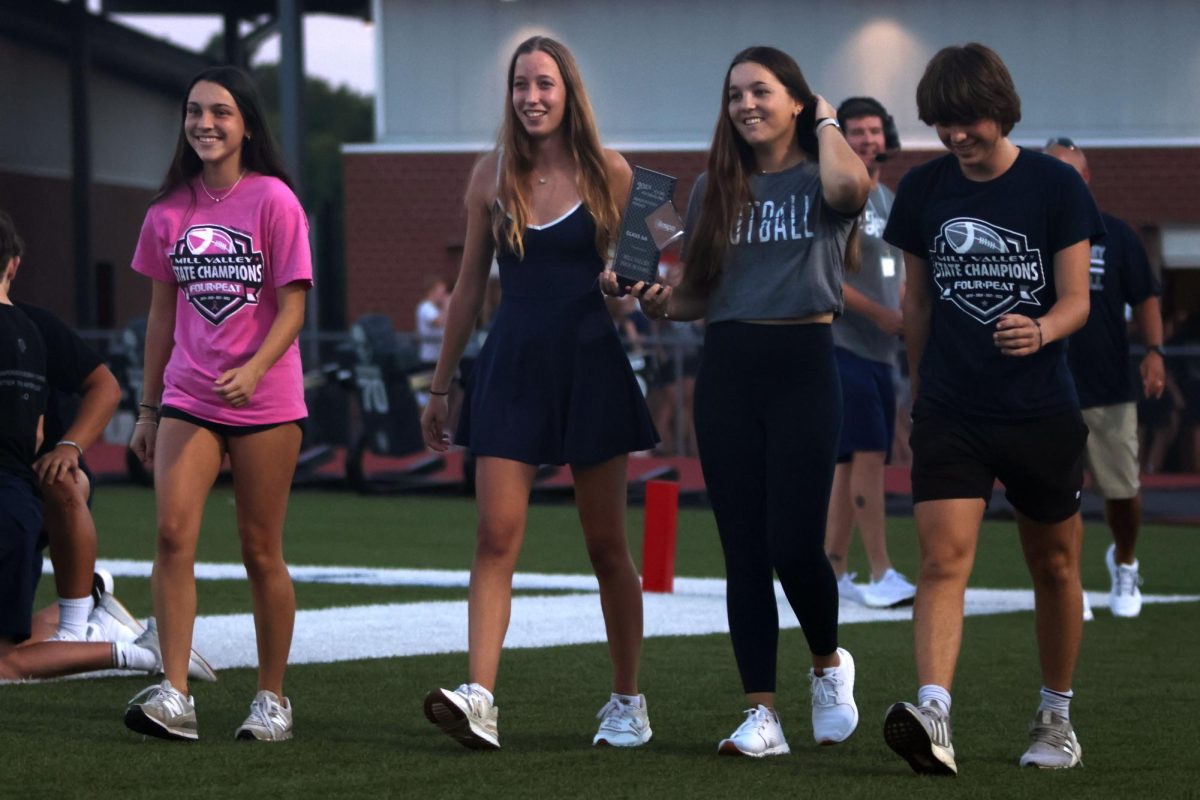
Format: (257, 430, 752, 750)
(686, 47, 823, 284)
(492, 36, 618, 260)
(152, 66, 294, 207)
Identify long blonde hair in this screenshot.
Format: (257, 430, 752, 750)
(492, 36, 619, 260)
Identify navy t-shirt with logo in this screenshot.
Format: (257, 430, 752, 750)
(0, 303, 47, 484)
(1067, 213, 1160, 408)
(884, 149, 1104, 420)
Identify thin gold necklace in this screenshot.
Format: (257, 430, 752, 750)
(200, 170, 247, 203)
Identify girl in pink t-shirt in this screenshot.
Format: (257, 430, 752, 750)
(125, 66, 311, 743)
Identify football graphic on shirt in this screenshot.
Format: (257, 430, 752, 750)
(942, 219, 1009, 254)
(173, 224, 265, 325)
(185, 227, 236, 255)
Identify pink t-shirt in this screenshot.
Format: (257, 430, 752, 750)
(131, 173, 313, 425)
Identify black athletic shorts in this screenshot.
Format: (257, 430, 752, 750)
(161, 406, 305, 438)
(0, 473, 44, 643)
(910, 399, 1088, 523)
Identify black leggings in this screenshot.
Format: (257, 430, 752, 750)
(694, 322, 842, 693)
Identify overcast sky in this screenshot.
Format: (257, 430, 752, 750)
(109, 12, 376, 95)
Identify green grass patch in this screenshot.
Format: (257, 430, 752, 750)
(6, 486, 1198, 798)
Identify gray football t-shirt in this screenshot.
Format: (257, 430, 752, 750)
(682, 162, 854, 324)
(833, 182, 906, 363)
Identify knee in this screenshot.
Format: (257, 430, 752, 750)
(1027, 546, 1077, 586)
(474, 517, 523, 564)
(154, 518, 197, 562)
(239, 529, 285, 577)
(40, 476, 89, 515)
(584, 535, 632, 577)
(919, 546, 973, 584)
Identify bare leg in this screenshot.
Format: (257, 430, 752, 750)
(912, 498, 985, 689)
(824, 462, 854, 577)
(848, 452, 893, 580)
(467, 457, 537, 692)
(40, 471, 97, 602)
(0, 638, 117, 681)
(1017, 511, 1083, 692)
(572, 455, 642, 695)
(152, 418, 224, 695)
(1105, 496, 1140, 565)
(227, 423, 303, 697)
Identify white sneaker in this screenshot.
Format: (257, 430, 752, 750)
(1081, 590, 1094, 622)
(424, 684, 500, 750)
(85, 592, 145, 643)
(1106, 544, 1143, 618)
(235, 690, 294, 742)
(809, 647, 858, 744)
(133, 617, 219, 683)
(718, 705, 790, 757)
(593, 694, 652, 747)
(860, 569, 917, 608)
(836, 572, 864, 604)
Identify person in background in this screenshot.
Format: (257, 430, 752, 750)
(824, 96, 916, 609)
(1046, 137, 1164, 619)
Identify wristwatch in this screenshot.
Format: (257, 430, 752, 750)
(1147, 344, 1165, 357)
(815, 117, 841, 133)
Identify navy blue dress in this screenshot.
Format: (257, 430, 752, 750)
(456, 203, 658, 466)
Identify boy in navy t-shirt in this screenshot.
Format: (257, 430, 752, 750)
(879, 44, 1103, 775)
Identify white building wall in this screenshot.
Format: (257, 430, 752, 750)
(371, 0, 1199, 151)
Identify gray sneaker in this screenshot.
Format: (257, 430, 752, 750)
(124, 680, 197, 741)
(235, 690, 294, 742)
(1019, 710, 1082, 769)
(424, 684, 500, 750)
(883, 700, 957, 776)
(133, 617, 219, 683)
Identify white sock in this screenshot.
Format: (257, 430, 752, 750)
(114, 641, 159, 672)
(613, 692, 641, 707)
(468, 683, 494, 706)
(918, 684, 952, 712)
(1039, 686, 1072, 720)
(56, 596, 93, 640)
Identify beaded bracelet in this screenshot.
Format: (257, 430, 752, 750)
(56, 440, 84, 457)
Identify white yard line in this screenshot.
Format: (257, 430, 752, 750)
(35, 558, 1200, 673)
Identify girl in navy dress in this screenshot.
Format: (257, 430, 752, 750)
(421, 35, 658, 751)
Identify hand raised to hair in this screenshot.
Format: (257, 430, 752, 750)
(813, 95, 838, 123)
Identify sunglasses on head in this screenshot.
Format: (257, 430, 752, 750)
(1046, 137, 1077, 150)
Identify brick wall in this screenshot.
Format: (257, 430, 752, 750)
(344, 147, 1200, 330)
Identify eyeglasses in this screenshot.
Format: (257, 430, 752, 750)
(1045, 137, 1077, 150)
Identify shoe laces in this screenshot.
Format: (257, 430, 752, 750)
(595, 699, 637, 731)
(1115, 564, 1143, 596)
(245, 693, 287, 732)
(810, 670, 845, 707)
(454, 684, 492, 719)
(732, 706, 774, 738)
(129, 682, 188, 715)
(1029, 712, 1074, 749)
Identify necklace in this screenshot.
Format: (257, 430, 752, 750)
(200, 170, 247, 203)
